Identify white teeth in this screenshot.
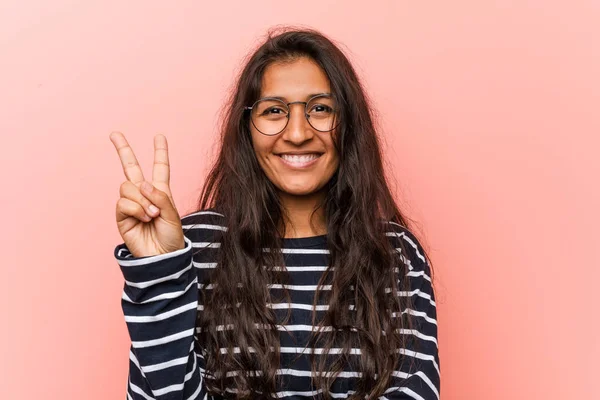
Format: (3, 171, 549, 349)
(280, 154, 320, 164)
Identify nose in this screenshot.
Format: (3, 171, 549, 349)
(280, 102, 314, 144)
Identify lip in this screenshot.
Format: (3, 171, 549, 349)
(276, 151, 324, 156)
(277, 153, 323, 169)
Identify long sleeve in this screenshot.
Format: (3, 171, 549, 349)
(115, 235, 208, 400)
(381, 227, 441, 400)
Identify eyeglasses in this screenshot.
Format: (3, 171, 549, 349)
(244, 93, 340, 136)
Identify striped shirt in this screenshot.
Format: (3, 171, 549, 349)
(115, 210, 440, 399)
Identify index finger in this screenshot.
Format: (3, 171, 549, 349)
(152, 134, 170, 187)
(109, 131, 145, 185)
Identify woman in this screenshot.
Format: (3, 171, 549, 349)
(111, 27, 439, 400)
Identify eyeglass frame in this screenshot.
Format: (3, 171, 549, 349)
(244, 92, 341, 136)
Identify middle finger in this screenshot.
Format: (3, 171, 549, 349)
(110, 131, 145, 186)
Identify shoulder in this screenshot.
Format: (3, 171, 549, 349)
(382, 220, 431, 276)
(181, 208, 226, 226)
(180, 208, 227, 244)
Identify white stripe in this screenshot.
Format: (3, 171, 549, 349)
(130, 351, 219, 399)
(204, 333, 436, 368)
(397, 348, 441, 376)
(183, 210, 224, 218)
(118, 236, 192, 267)
(267, 304, 435, 320)
(215, 367, 435, 384)
(216, 346, 438, 375)
(220, 387, 333, 398)
(197, 303, 336, 311)
(381, 387, 425, 400)
(197, 283, 422, 292)
(269, 284, 332, 291)
(218, 368, 362, 379)
(385, 230, 407, 238)
(394, 250, 413, 270)
(132, 328, 195, 348)
(397, 329, 438, 346)
(387, 228, 427, 264)
(270, 265, 401, 272)
(198, 283, 334, 291)
(279, 389, 355, 399)
(192, 242, 221, 249)
(194, 262, 218, 269)
(197, 263, 391, 273)
(200, 324, 353, 334)
(125, 301, 198, 323)
(141, 343, 195, 373)
(407, 270, 432, 282)
(198, 283, 215, 290)
(117, 248, 130, 258)
(218, 346, 362, 355)
(217, 385, 422, 399)
(186, 377, 204, 400)
(129, 350, 148, 379)
(122, 278, 197, 304)
(125, 261, 193, 289)
(271, 265, 330, 271)
(197, 302, 434, 316)
(152, 342, 198, 396)
(272, 389, 324, 398)
(266, 303, 332, 311)
(263, 248, 330, 254)
(401, 237, 426, 264)
(143, 356, 189, 372)
(181, 223, 227, 231)
(392, 308, 438, 325)
(410, 371, 440, 400)
(269, 324, 328, 332)
(196, 263, 407, 275)
(129, 380, 154, 400)
(205, 324, 435, 344)
(399, 289, 436, 307)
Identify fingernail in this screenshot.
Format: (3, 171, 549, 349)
(149, 205, 159, 214)
(142, 182, 153, 193)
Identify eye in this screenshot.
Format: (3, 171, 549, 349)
(309, 104, 333, 113)
(261, 106, 287, 116)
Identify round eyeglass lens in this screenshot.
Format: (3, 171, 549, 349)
(250, 99, 289, 136)
(250, 94, 340, 135)
(305, 94, 339, 132)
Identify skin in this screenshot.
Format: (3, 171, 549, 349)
(249, 57, 340, 239)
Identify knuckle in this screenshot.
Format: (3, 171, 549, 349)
(136, 204, 147, 218)
(140, 196, 152, 209)
(119, 181, 130, 197)
(116, 198, 128, 217)
(155, 188, 166, 200)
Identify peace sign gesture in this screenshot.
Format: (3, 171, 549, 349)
(110, 132, 185, 258)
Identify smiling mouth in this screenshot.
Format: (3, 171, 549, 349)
(278, 153, 322, 168)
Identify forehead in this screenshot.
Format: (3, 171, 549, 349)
(261, 57, 331, 100)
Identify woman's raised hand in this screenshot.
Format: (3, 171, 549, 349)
(110, 132, 185, 258)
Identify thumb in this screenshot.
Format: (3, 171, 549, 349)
(141, 181, 180, 222)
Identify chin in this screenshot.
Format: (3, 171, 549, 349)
(278, 183, 323, 197)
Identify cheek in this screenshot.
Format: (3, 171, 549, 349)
(250, 130, 276, 168)
(325, 135, 340, 170)
(326, 154, 340, 179)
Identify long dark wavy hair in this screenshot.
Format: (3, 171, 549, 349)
(192, 26, 433, 399)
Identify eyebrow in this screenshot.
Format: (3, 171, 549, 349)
(259, 92, 332, 101)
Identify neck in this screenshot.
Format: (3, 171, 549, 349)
(278, 191, 327, 239)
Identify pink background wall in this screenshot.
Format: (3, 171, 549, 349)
(1, 1, 598, 399)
